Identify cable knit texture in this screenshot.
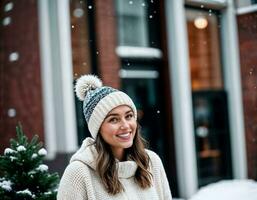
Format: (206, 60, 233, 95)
(57, 138, 172, 200)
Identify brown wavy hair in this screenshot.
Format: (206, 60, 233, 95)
(94, 124, 152, 195)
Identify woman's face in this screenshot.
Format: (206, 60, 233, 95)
(99, 105, 137, 159)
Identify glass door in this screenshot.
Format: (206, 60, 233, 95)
(186, 8, 233, 187)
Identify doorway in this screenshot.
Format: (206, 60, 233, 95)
(186, 8, 233, 187)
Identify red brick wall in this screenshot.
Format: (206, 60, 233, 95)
(237, 12, 257, 179)
(94, 0, 121, 88)
(70, 0, 92, 79)
(0, 0, 44, 153)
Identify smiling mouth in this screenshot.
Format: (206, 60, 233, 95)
(116, 132, 131, 140)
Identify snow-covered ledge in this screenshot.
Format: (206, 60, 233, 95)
(116, 46, 163, 59)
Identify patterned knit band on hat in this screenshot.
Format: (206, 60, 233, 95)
(75, 74, 137, 139)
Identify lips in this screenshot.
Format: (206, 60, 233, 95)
(116, 132, 131, 140)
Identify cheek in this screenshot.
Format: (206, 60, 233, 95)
(107, 124, 120, 132)
(100, 124, 118, 138)
(100, 129, 114, 144)
(132, 118, 137, 126)
(131, 121, 137, 131)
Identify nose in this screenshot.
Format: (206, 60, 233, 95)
(120, 119, 129, 130)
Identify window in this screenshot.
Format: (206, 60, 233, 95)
(187, 9, 223, 90)
(115, 0, 148, 47)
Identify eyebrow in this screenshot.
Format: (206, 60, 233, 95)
(106, 110, 133, 118)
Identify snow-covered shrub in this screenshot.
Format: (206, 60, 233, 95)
(0, 124, 59, 200)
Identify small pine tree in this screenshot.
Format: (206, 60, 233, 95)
(0, 124, 59, 200)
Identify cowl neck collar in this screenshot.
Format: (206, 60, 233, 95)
(70, 137, 138, 179)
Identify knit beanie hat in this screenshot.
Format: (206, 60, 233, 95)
(75, 74, 137, 139)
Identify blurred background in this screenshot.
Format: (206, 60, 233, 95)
(0, 0, 257, 198)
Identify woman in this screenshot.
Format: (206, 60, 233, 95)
(57, 74, 172, 200)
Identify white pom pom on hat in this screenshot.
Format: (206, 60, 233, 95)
(75, 74, 103, 101)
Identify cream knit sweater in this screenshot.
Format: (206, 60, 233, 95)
(57, 138, 172, 200)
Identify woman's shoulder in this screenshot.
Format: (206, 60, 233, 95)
(145, 149, 163, 167)
(62, 160, 91, 180)
(145, 149, 160, 159)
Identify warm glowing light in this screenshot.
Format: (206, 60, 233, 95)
(194, 17, 208, 29)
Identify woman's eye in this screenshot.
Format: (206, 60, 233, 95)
(109, 118, 118, 123)
(126, 114, 133, 119)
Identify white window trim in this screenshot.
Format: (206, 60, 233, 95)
(38, 0, 78, 156)
(220, 0, 247, 179)
(116, 46, 163, 59)
(38, 0, 57, 160)
(165, 0, 198, 198)
(119, 69, 159, 79)
(185, 0, 227, 9)
(56, 0, 78, 153)
(237, 4, 257, 15)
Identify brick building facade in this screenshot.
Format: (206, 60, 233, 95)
(1, 0, 257, 198)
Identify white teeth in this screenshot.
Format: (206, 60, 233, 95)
(117, 133, 130, 138)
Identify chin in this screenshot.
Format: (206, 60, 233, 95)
(123, 141, 133, 149)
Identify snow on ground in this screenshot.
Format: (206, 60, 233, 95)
(189, 179, 257, 200)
